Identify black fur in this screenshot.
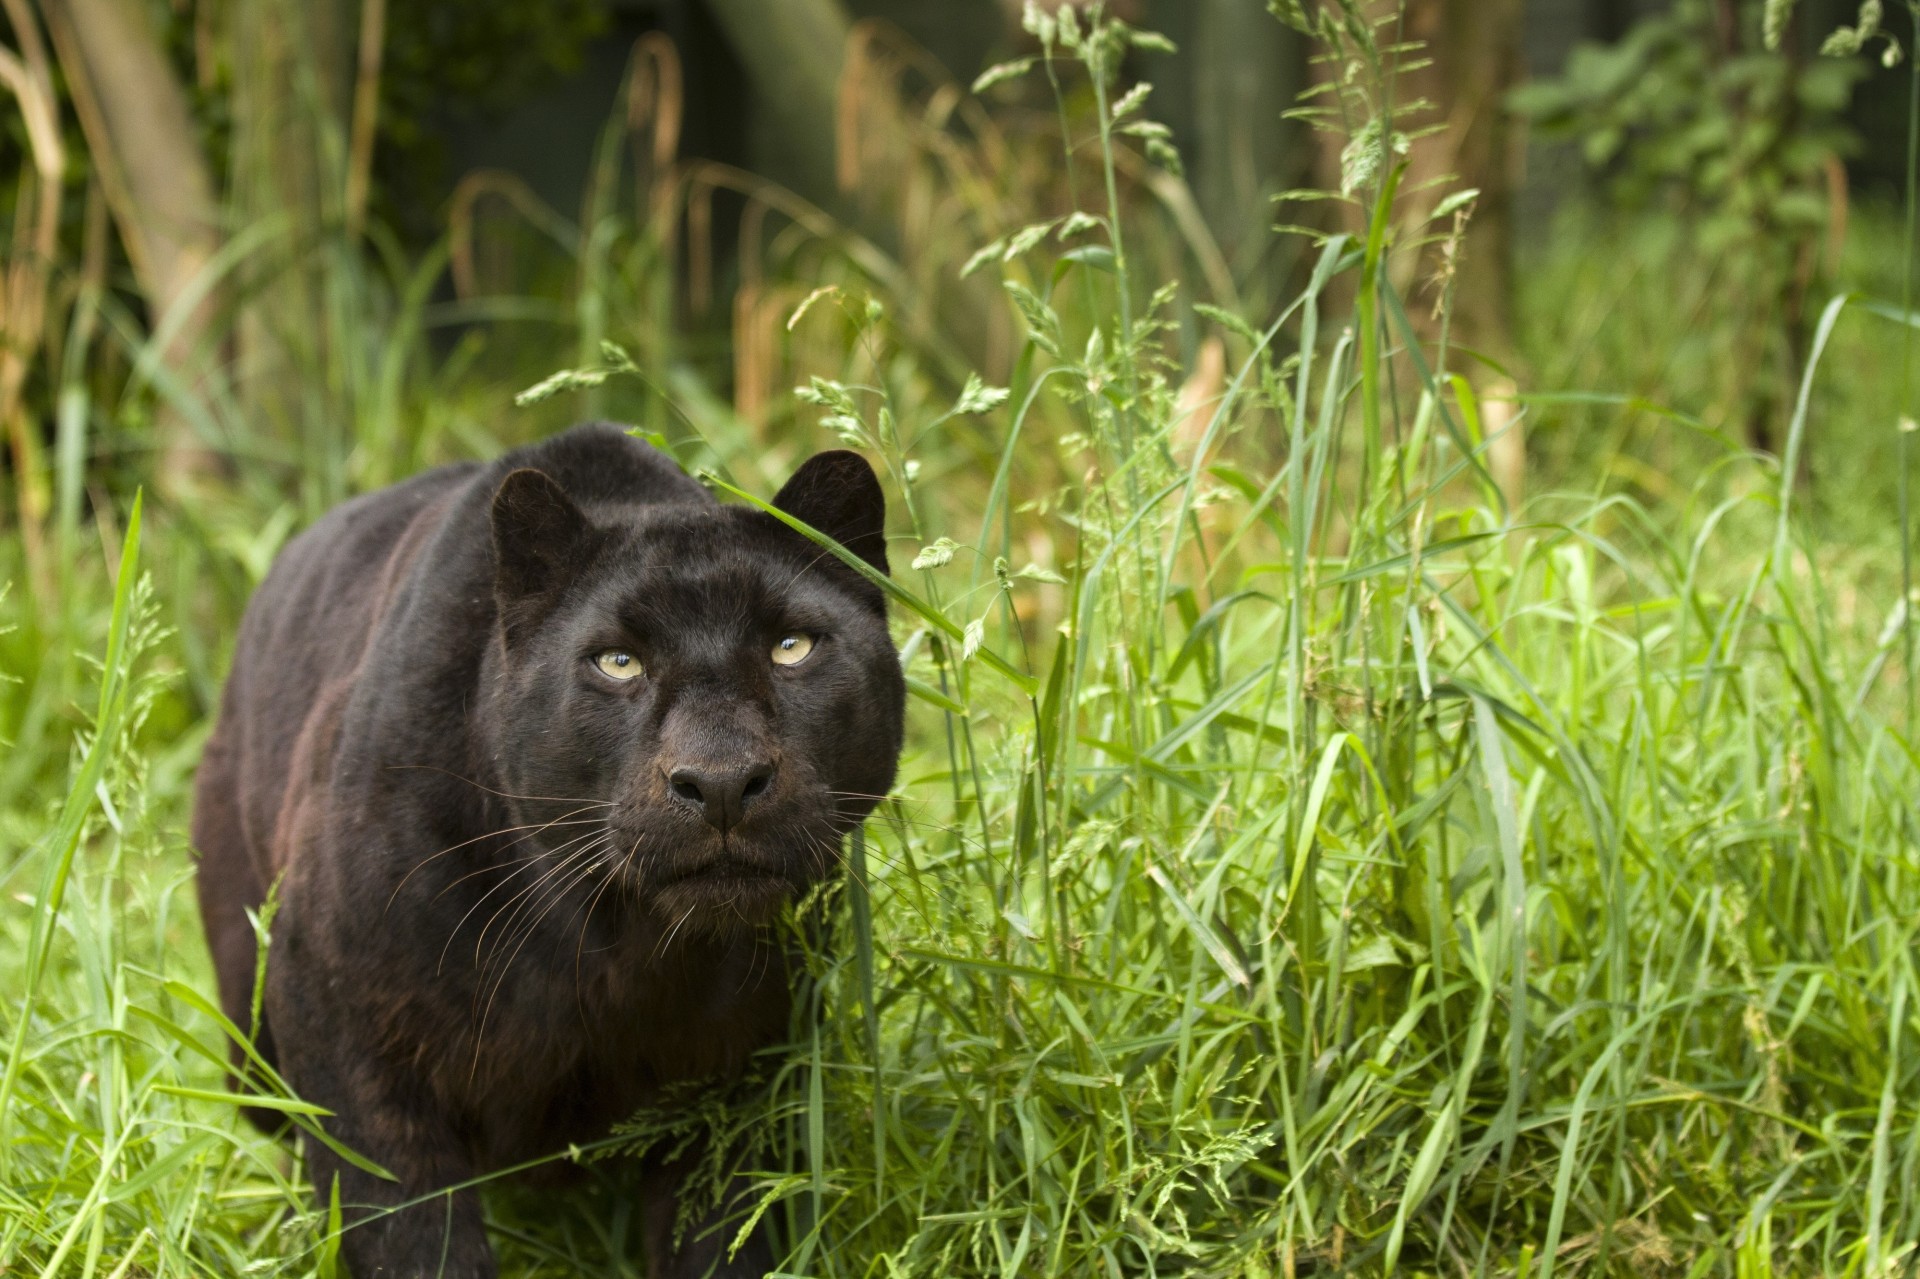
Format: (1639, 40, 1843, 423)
(192, 424, 905, 1277)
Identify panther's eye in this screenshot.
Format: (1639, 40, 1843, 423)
(593, 650, 643, 681)
(771, 633, 816, 667)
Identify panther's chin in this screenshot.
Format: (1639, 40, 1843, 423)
(645, 859, 798, 935)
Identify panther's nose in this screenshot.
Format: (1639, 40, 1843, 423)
(666, 760, 775, 832)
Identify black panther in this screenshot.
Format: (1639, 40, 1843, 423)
(191, 423, 905, 1276)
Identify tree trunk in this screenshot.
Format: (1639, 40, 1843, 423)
(703, 0, 852, 214)
(226, 0, 355, 481)
(1403, 0, 1525, 362)
(0, 0, 62, 585)
(42, 0, 223, 495)
(1390, 0, 1525, 509)
(1188, 0, 1304, 282)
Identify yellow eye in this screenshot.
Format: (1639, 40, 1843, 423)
(594, 650, 642, 681)
(771, 633, 815, 666)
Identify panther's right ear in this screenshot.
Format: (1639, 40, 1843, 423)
(490, 468, 594, 646)
(772, 450, 889, 577)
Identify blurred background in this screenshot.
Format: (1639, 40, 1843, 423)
(0, 0, 1910, 787)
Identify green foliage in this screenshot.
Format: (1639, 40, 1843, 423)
(1511, 1, 1859, 250)
(1269, 0, 1420, 207)
(371, 0, 610, 238)
(4, 2, 1920, 1276)
(1513, 0, 1870, 446)
(1515, 203, 1918, 547)
(378, 0, 608, 146)
(1765, 0, 1907, 63)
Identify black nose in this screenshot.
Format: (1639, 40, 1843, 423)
(667, 761, 774, 832)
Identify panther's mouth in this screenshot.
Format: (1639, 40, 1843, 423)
(641, 852, 800, 932)
(657, 855, 789, 888)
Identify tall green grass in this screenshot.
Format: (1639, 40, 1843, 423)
(5, 5, 1920, 1276)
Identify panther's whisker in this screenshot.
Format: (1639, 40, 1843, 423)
(392, 809, 606, 912)
(570, 835, 635, 1011)
(442, 827, 607, 977)
(471, 836, 611, 1008)
(651, 902, 700, 965)
(473, 847, 608, 1054)
(438, 857, 550, 978)
(468, 853, 609, 1081)
(733, 906, 779, 997)
(385, 763, 616, 808)
(462, 833, 604, 957)
(429, 847, 551, 903)
(429, 815, 613, 907)
(471, 833, 610, 973)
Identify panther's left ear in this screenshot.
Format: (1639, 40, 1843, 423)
(491, 467, 596, 647)
(772, 451, 889, 577)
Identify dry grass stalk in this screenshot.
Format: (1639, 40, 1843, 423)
(1482, 377, 1524, 513)
(625, 32, 684, 232)
(343, 0, 387, 240)
(41, 0, 224, 496)
(448, 171, 576, 301)
(0, 0, 66, 585)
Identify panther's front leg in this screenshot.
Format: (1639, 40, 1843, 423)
(286, 1035, 497, 1279)
(641, 1152, 776, 1279)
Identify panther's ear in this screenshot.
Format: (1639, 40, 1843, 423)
(490, 468, 594, 646)
(772, 451, 889, 576)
